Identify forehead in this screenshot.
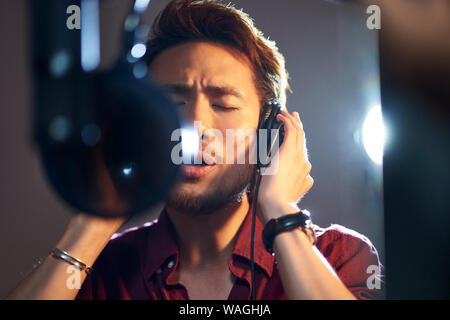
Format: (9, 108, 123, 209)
(149, 42, 257, 92)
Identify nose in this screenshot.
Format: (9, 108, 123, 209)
(181, 94, 213, 136)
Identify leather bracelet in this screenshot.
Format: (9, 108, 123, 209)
(50, 248, 93, 275)
(262, 209, 316, 253)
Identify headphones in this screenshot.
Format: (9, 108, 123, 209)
(257, 100, 285, 169)
(251, 99, 285, 300)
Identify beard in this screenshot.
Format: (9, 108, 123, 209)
(166, 163, 255, 214)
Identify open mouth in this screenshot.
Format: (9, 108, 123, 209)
(181, 156, 216, 179)
(189, 159, 210, 166)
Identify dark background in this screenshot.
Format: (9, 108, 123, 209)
(0, 0, 384, 298)
(377, 0, 450, 298)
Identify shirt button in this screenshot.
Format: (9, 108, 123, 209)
(167, 260, 175, 269)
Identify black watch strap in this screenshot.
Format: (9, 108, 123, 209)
(262, 210, 315, 253)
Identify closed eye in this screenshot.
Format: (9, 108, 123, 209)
(170, 100, 237, 111)
(212, 104, 238, 111)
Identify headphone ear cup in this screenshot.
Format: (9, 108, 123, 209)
(266, 105, 283, 149)
(257, 103, 281, 167)
(270, 111, 284, 146)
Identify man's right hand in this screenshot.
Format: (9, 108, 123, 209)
(5, 213, 126, 300)
(6, 133, 131, 300)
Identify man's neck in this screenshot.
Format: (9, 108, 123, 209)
(165, 194, 250, 270)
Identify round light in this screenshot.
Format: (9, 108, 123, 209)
(48, 115, 72, 142)
(122, 163, 135, 177)
(362, 105, 385, 165)
(131, 43, 147, 59)
(124, 14, 140, 32)
(134, 0, 151, 13)
(81, 123, 101, 147)
(132, 62, 148, 79)
(49, 50, 72, 78)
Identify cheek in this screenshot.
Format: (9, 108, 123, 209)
(215, 106, 260, 129)
(203, 125, 258, 164)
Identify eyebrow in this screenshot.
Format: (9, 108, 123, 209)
(163, 84, 245, 100)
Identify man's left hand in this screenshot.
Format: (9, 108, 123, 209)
(257, 110, 314, 225)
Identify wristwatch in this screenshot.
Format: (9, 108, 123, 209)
(262, 209, 316, 253)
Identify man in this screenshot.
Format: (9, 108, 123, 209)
(7, 0, 383, 300)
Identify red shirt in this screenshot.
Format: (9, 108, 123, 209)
(76, 209, 384, 300)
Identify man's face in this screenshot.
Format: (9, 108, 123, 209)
(150, 41, 261, 213)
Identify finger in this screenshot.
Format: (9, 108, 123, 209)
(303, 160, 312, 175)
(279, 111, 302, 140)
(299, 175, 314, 197)
(281, 110, 303, 133)
(291, 113, 305, 145)
(293, 112, 304, 130)
(280, 110, 300, 129)
(276, 113, 294, 134)
(282, 111, 306, 150)
(293, 115, 305, 154)
(278, 113, 305, 156)
(293, 112, 307, 155)
(303, 142, 310, 162)
(276, 113, 297, 146)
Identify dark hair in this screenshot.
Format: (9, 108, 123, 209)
(145, 0, 290, 109)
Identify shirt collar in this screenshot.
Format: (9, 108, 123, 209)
(141, 204, 275, 281)
(141, 210, 179, 281)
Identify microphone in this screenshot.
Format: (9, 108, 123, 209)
(32, 0, 181, 217)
